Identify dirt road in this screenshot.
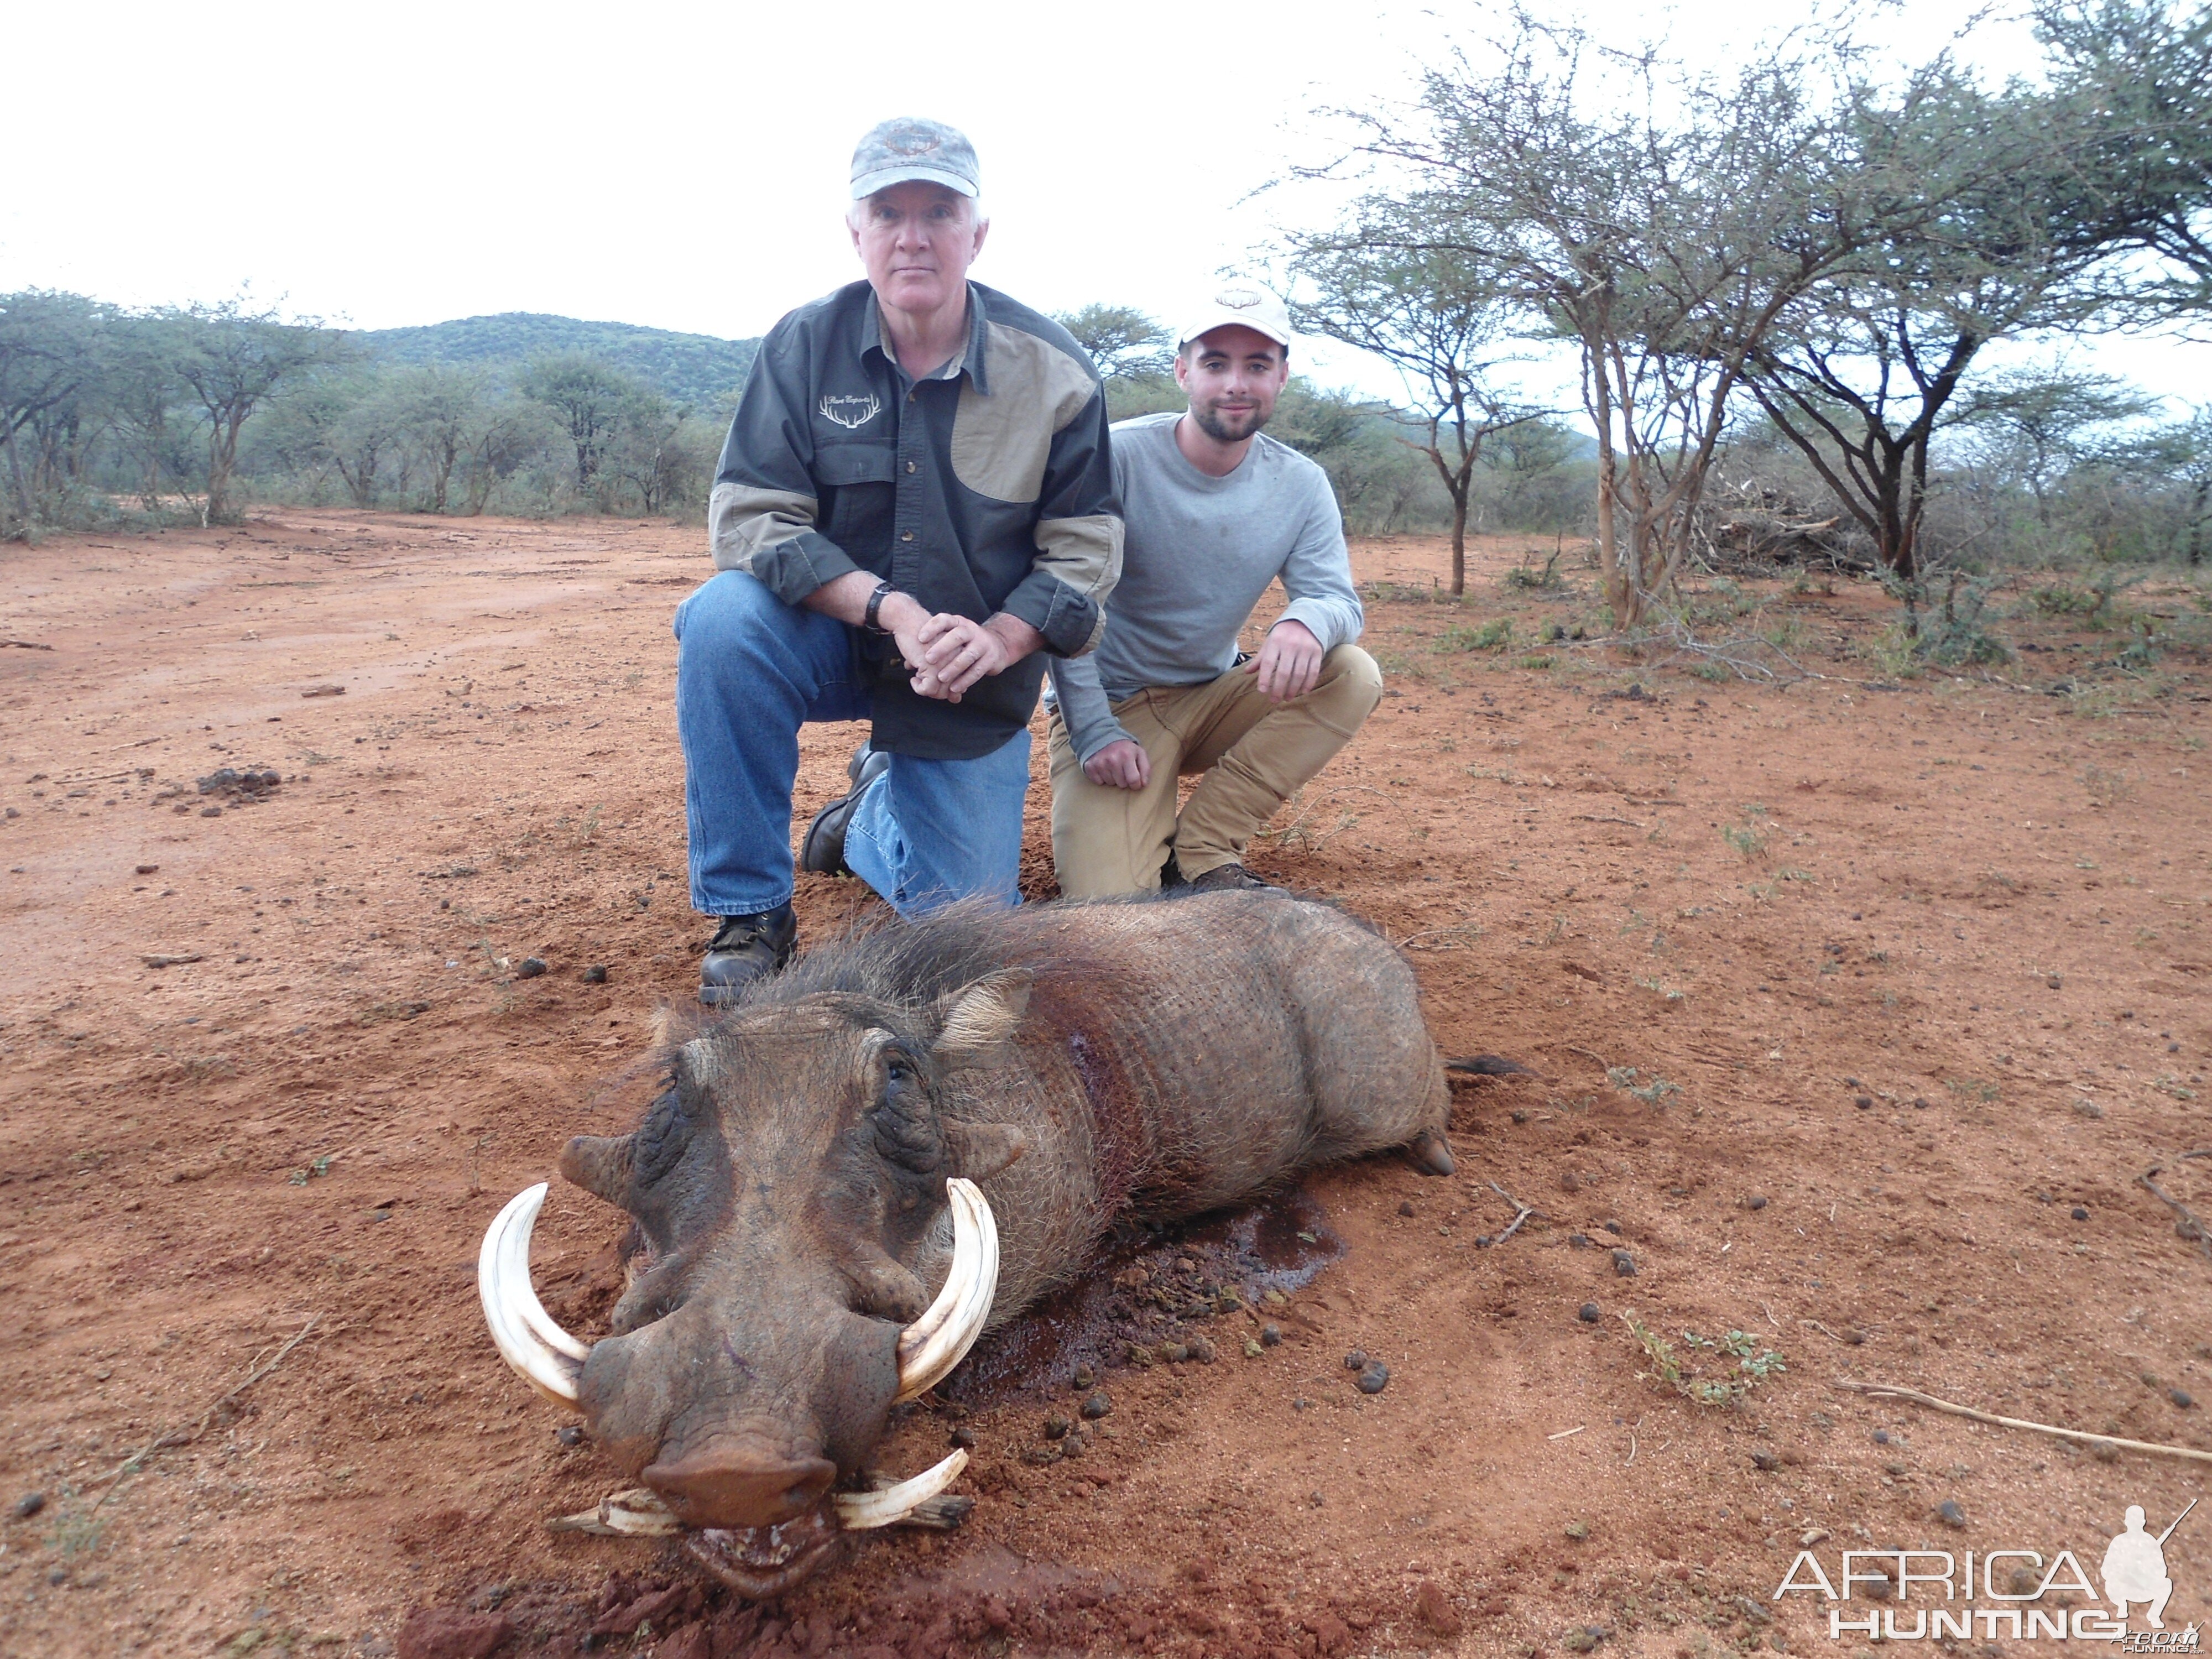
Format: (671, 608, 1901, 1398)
(2, 510, 2206, 1656)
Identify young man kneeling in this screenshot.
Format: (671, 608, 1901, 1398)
(1047, 282, 1380, 897)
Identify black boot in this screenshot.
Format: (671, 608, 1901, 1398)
(800, 743, 893, 878)
(698, 903, 796, 1006)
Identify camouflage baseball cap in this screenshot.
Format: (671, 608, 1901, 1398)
(850, 117, 980, 200)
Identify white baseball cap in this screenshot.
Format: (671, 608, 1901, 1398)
(1176, 280, 1295, 351)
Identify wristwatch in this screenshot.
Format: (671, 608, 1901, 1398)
(863, 581, 897, 635)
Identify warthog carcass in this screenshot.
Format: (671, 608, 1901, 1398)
(479, 891, 1455, 1593)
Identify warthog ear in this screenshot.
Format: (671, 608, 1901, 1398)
(940, 1118, 1027, 1181)
(932, 970, 1032, 1065)
(560, 1133, 635, 1207)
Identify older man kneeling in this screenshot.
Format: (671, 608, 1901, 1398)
(1046, 283, 1380, 898)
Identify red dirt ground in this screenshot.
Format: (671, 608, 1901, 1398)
(2, 509, 2208, 1659)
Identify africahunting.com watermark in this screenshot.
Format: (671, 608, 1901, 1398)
(1774, 1501, 2199, 1647)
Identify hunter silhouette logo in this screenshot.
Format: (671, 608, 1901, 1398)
(819, 393, 883, 430)
(1774, 1496, 2199, 1646)
(2105, 1501, 2194, 1631)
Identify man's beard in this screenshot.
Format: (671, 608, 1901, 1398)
(1190, 400, 1270, 444)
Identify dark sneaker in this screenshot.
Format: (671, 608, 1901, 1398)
(1178, 860, 1281, 895)
(698, 904, 796, 1006)
(801, 743, 893, 878)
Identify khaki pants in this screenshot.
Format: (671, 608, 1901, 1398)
(1047, 645, 1384, 898)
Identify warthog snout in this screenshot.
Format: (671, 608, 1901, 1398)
(641, 1437, 838, 1529)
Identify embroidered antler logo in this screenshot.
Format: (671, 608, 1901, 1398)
(819, 394, 883, 430)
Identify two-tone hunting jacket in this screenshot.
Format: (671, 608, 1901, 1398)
(708, 280, 1123, 759)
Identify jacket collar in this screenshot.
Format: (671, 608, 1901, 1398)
(862, 283, 991, 395)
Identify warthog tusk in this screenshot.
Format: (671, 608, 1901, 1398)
(833, 1449, 969, 1530)
(547, 1486, 683, 1537)
(892, 1177, 999, 1404)
(550, 1454, 973, 1537)
(478, 1182, 589, 1411)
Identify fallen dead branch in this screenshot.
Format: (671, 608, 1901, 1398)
(2139, 1158, 2212, 1266)
(1834, 1379, 2212, 1465)
(1397, 923, 1484, 952)
(92, 1313, 324, 1511)
(1485, 1180, 1538, 1245)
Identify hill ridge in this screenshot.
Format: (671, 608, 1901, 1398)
(355, 311, 760, 414)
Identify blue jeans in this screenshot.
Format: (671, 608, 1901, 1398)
(672, 571, 1032, 919)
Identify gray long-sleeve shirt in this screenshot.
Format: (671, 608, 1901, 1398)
(1049, 411, 1363, 763)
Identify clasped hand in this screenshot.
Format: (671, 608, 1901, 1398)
(896, 611, 1011, 703)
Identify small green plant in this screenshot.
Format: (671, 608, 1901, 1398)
(1721, 817, 1769, 860)
(1918, 575, 2012, 666)
(2030, 567, 2144, 627)
(2082, 764, 2135, 805)
(44, 1488, 103, 1558)
(289, 1155, 332, 1187)
(1606, 1065, 1681, 1105)
(1626, 1317, 1786, 1406)
(1504, 550, 1565, 591)
(1436, 617, 1514, 653)
(1855, 621, 1923, 681)
(1706, 576, 1757, 617)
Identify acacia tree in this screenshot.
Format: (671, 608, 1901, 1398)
(461, 401, 549, 515)
(166, 300, 343, 523)
(1285, 244, 1543, 594)
(1964, 368, 2159, 526)
(106, 312, 191, 511)
(2034, 0, 2212, 304)
(2157, 405, 2212, 563)
(523, 352, 640, 497)
(1296, 19, 1914, 626)
(1733, 61, 2147, 580)
(0, 291, 105, 529)
(389, 364, 488, 513)
(1054, 304, 1176, 381)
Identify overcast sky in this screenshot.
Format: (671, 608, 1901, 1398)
(9, 0, 2204, 413)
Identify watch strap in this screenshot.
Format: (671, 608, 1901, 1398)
(864, 581, 896, 635)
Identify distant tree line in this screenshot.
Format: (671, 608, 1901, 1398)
(0, 298, 739, 534)
(1278, 0, 2212, 615)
